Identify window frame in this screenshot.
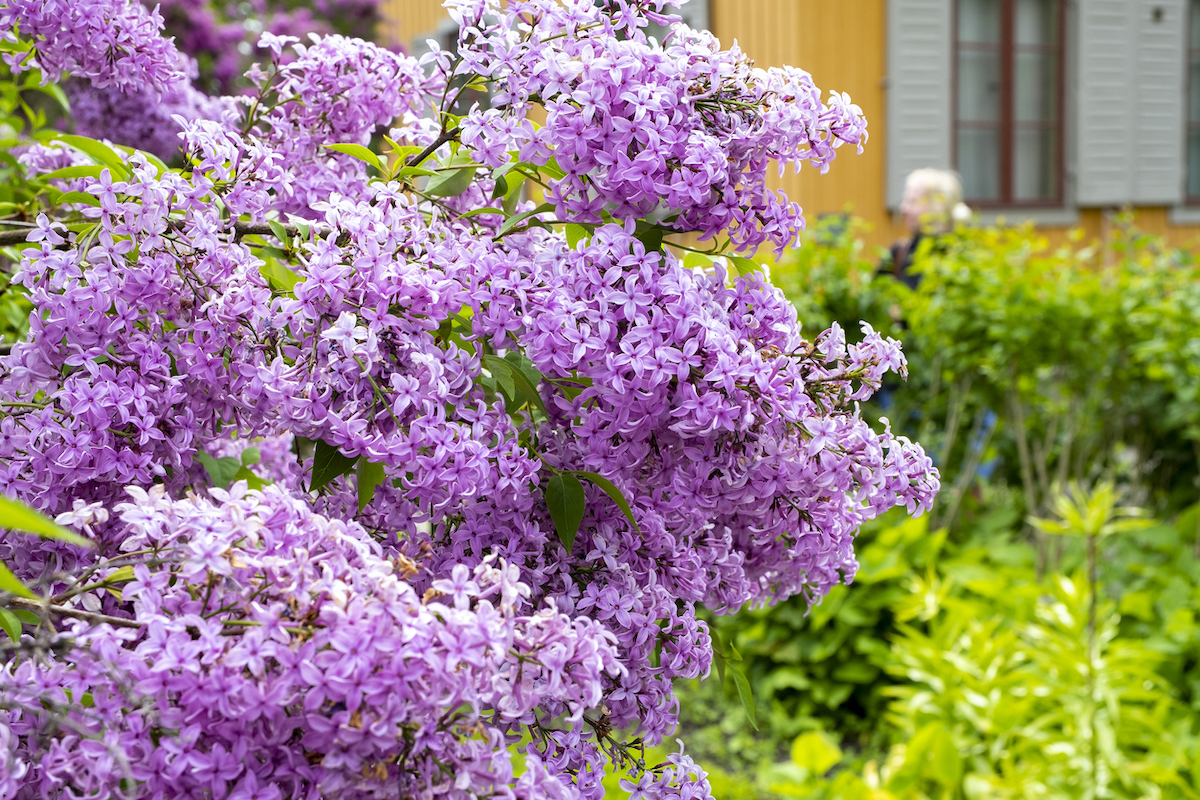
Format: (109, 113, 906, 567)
(952, 0, 1067, 208)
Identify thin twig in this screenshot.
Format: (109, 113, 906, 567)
(5, 597, 142, 629)
(405, 127, 461, 169)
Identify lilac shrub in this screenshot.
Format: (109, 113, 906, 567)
(0, 0, 939, 798)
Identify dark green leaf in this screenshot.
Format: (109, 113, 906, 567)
(633, 221, 665, 253)
(0, 495, 93, 547)
(545, 473, 586, 552)
(491, 175, 509, 200)
(569, 471, 640, 534)
(310, 440, 357, 493)
(357, 458, 386, 512)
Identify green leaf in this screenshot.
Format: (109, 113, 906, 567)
(0, 608, 19, 640)
(39, 164, 106, 182)
(565, 223, 593, 248)
(113, 144, 169, 176)
(0, 495, 93, 547)
(240, 447, 261, 467)
(791, 731, 842, 775)
(705, 633, 724, 681)
(726, 255, 758, 278)
(633, 221, 665, 253)
(455, 206, 506, 220)
(501, 172, 527, 215)
(491, 175, 509, 200)
(48, 189, 100, 207)
(196, 452, 243, 490)
(260, 260, 301, 293)
(324, 143, 385, 174)
(568, 471, 640, 534)
(30, 84, 69, 112)
(266, 219, 289, 245)
(545, 472, 586, 552)
(495, 203, 554, 239)
(310, 440, 357, 493)
(425, 151, 479, 198)
(730, 664, 758, 730)
(483, 354, 548, 417)
(54, 134, 131, 180)
(357, 458, 386, 512)
(0, 561, 35, 599)
(11, 610, 37, 625)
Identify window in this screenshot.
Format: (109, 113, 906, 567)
(1188, 0, 1200, 200)
(954, 0, 1064, 205)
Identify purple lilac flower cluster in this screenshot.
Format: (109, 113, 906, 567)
(0, 0, 184, 94)
(0, 1, 938, 797)
(451, 0, 868, 253)
(2, 484, 622, 799)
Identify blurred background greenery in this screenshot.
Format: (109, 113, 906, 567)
(618, 216, 1200, 799)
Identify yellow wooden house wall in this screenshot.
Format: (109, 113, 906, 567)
(380, 0, 1200, 252)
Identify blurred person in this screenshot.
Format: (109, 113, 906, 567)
(883, 168, 972, 289)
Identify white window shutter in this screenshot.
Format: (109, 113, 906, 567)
(1078, 0, 1185, 206)
(886, 0, 954, 209)
(1133, 0, 1186, 204)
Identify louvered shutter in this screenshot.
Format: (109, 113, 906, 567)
(886, 0, 954, 209)
(1078, 0, 1186, 206)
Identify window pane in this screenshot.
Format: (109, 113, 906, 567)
(959, 127, 1002, 200)
(1191, 61, 1200, 123)
(1015, 51, 1056, 122)
(1189, 129, 1200, 197)
(1192, 0, 1200, 50)
(959, 0, 1001, 43)
(1015, 0, 1057, 46)
(958, 50, 1001, 121)
(1013, 127, 1057, 200)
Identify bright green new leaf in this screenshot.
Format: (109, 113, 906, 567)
(545, 472, 586, 552)
(260, 260, 301, 293)
(324, 143, 385, 174)
(565, 223, 593, 248)
(55, 134, 131, 180)
(0, 608, 20, 640)
(0, 495, 93, 547)
(495, 203, 554, 238)
(310, 440, 357, 493)
(0, 560, 35, 599)
(39, 164, 106, 182)
(791, 731, 843, 775)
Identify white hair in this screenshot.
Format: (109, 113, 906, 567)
(900, 169, 969, 233)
